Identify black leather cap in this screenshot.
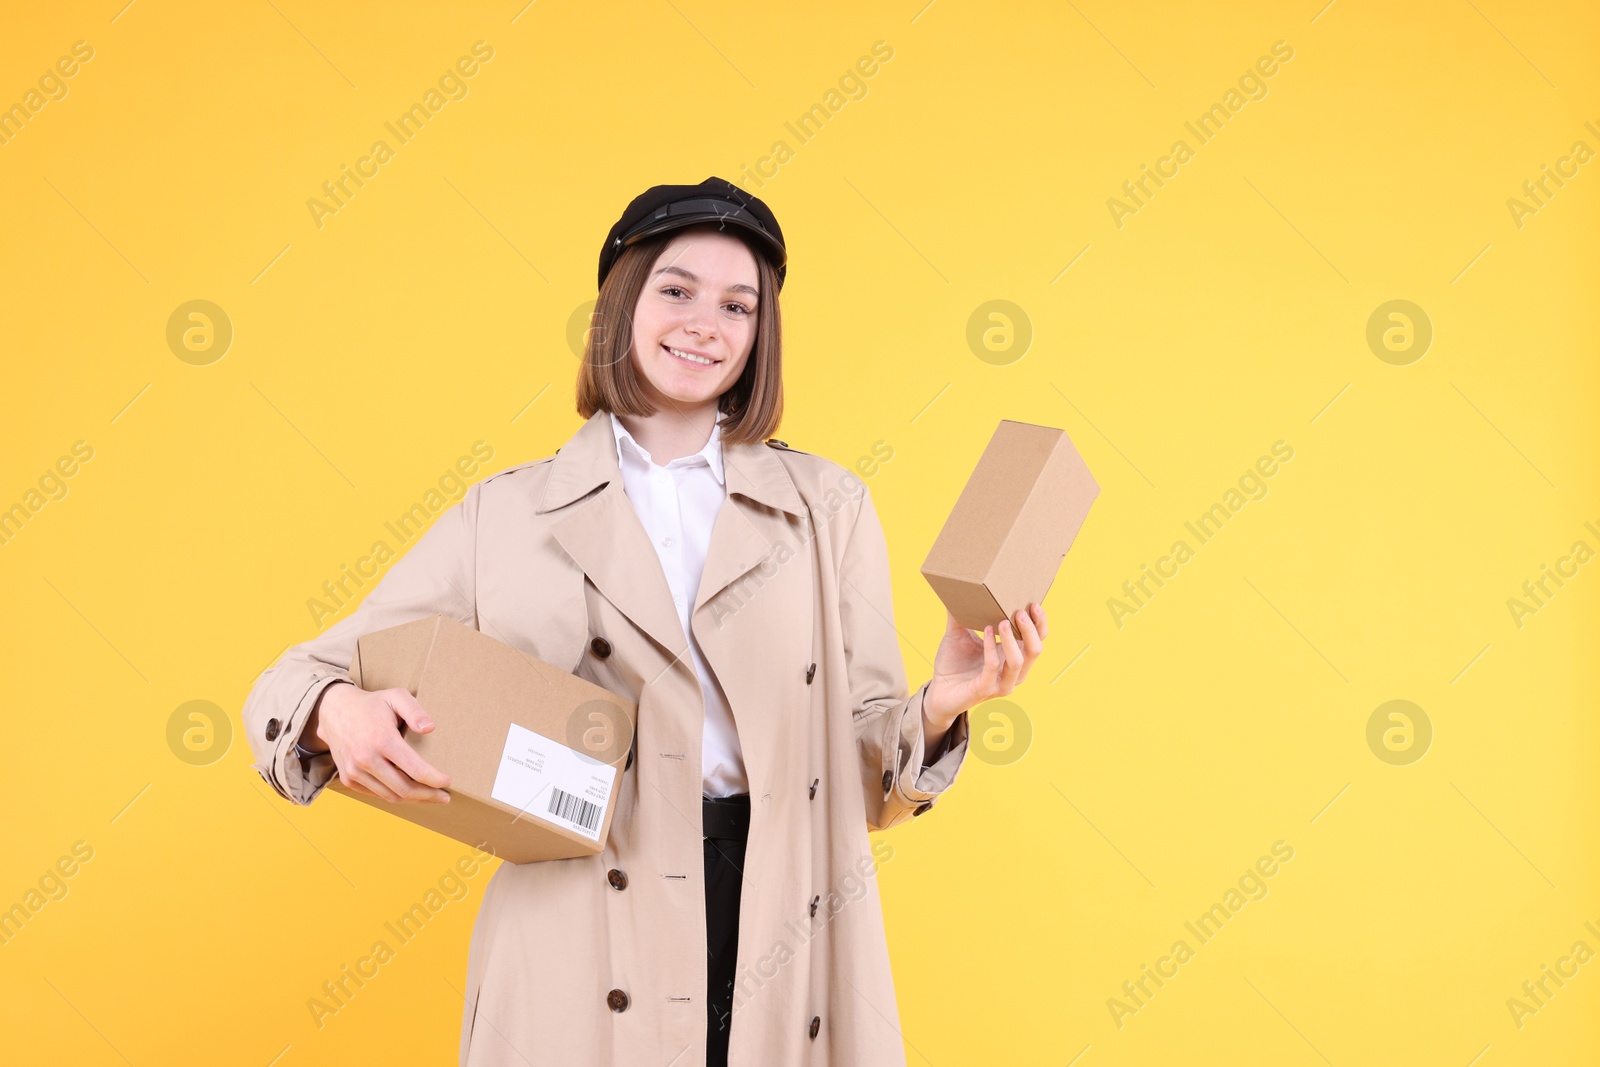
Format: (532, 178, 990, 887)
(598, 176, 786, 292)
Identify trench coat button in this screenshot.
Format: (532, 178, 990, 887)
(809, 1015, 821, 1039)
(590, 636, 612, 659)
(914, 801, 933, 817)
(607, 988, 629, 1012)
(805, 662, 816, 684)
(881, 769, 893, 795)
(809, 778, 819, 800)
(607, 869, 628, 891)
(265, 718, 281, 742)
(809, 894, 820, 917)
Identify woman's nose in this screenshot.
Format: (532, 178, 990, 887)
(682, 298, 717, 338)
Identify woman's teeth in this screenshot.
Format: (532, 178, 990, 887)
(665, 345, 717, 366)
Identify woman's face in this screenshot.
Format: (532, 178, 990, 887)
(628, 226, 761, 411)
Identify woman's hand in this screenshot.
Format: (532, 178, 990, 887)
(309, 682, 453, 803)
(923, 602, 1048, 728)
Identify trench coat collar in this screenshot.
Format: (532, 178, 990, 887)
(608, 409, 727, 486)
(536, 409, 806, 659)
(538, 409, 803, 518)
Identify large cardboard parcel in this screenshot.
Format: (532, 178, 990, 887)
(920, 419, 1100, 631)
(326, 614, 637, 864)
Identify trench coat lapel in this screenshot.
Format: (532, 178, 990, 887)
(692, 424, 812, 791)
(536, 411, 806, 672)
(693, 424, 807, 610)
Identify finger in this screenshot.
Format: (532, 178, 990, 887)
(1014, 607, 1044, 682)
(344, 775, 379, 798)
(950, 610, 982, 647)
(345, 766, 401, 803)
(1013, 606, 1043, 655)
(388, 689, 437, 734)
(1009, 613, 1037, 685)
(982, 624, 1000, 689)
(362, 753, 436, 804)
(1032, 602, 1049, 639)
(384, 734, 452, 794)
(997, 618, 1023, 685)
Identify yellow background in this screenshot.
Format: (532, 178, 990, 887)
(2, 0, 1597, 1063)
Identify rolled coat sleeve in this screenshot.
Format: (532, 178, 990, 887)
(241, 482, 482, 806)
(840, 482, 971, 832)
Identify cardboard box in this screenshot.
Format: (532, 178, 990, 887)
(920, 419, 1099, 631)
(326, 614, 637, 864)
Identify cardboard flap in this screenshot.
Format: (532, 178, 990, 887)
(350, 615, 442, 695)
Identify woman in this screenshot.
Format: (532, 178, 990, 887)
(243, 176, 1049, 1066)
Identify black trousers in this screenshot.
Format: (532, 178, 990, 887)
(703, 793, 750, 1067)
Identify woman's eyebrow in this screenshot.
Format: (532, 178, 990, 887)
(652, 264, 759, 300)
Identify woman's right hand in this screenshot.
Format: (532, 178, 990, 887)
(309, 682, 453, 804)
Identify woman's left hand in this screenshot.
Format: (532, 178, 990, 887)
(923, 602, 1048, 727)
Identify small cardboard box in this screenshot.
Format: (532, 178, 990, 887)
(326, 614, 636, 864)
(920, 420, 1100, 631)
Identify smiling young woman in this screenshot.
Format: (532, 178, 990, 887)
(246, 176, 1047, 1067)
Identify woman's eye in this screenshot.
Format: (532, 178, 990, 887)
(660, 286, 748, 315)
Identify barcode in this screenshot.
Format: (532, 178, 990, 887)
(548, 786, 601, 832)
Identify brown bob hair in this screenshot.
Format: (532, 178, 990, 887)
(575, 222, 784, 446)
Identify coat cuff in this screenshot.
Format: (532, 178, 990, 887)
(883, 680, 971, 817)
(252, 674, 350, 805)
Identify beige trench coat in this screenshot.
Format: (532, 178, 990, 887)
(242, 409, 972, 1066)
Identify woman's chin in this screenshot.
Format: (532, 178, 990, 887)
(650, 379, 722, 406)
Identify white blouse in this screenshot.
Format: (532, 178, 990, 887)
(608, 412, 749, 798)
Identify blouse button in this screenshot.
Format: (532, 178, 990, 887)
(590, 637, 612, 659)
